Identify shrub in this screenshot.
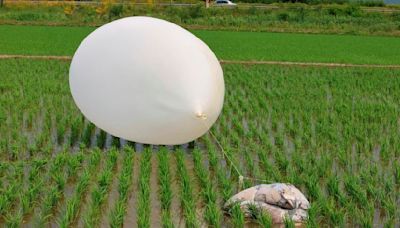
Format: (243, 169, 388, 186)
(344, 5, 362, 17)
(277, 12, 290, 21)
(109, 4, 123, 19)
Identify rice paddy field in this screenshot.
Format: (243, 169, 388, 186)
(1, 25, 400, 64)
(0, 25, 399, 227)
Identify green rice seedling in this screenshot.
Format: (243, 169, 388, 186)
(0, 162, 24, 216)
(216, 163, 234, 202)
(70, 116, 83, 146)
(229, 203, 244, 228)
(383, 217, 395, 228)
(59, 150, 102, 227)
(109, 201, 126, 228)
(326, 175, 346, 206)
(284, 216, 295, 228)
(161, 210, 174, 228)
(36, 183, 62, 226)
(111, 136, 121, 148)
(5, 209, 22, 228)
(59, 171, 89, 227)
(57, 119, 66, 145)
(82, 122, 95, 147)
(175, 149, 198, 228)
(192, 148, 221, 227)
(96, 130, 107, 149)
(242, 145, 260, 182)
(203, 134, 235, 216)
(246, 203, 272, 227)
(35, 152, 79, 225)
(88, 148, 102, 169)
(66, 151, 84, 179)
(0, 182, 18, 217)
(157, 147, 173, 227)
(356, 208, 373, 228)
(344, 175, 368, 207)
(324, 198, 345, 227)
(305, 201, 319, 228)
(203, 136, 218, 170)
(382, 196, 396, 219)
(274, 148, 289, 174)
(10, 158, 49, 221)
(393, 162, 400, 187)
(137, 147, 152, 228)
(83, 148, 118, 227)
(304, 174, 322, 201)
(109, 146, 134, 228)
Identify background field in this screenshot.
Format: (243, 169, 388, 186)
(1, 25, 400, 64)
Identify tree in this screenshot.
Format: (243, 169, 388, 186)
(0, 0, 3, 8)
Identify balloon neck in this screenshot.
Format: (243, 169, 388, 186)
(196, 112, 207, 120)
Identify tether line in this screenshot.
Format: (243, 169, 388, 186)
(198, 114, 272, 190)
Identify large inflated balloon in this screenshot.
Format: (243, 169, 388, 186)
(70, 16, 224, 145)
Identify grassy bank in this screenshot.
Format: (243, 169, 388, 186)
(1, 3, 400, 36)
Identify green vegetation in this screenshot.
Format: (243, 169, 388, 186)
(1, 3, 400, 36)
(83, 148, 118, 227)
(1, 25, 400, 65)
(192, 147, 221, 226)
(0, 12, 399, 225)
(109, 146, 134, 227)
(157, 147, 174, 228)
(137, 148, 152, 228)
(59, 149, 101, 227)
(175, 149, 198, 227)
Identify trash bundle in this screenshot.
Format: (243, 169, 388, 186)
(224, 183, 310, 224)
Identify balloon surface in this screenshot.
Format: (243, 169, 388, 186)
(69, 16, 224, 145)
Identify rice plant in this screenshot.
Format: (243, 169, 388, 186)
(157, 147, 173, 228)
(83, 148, 118, 227)
(137, 147, 152, 228)
(59, 149, 102, 227)
(175, 149, 198, 228)
(109, 146, 134, 228)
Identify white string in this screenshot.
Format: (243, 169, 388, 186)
(197, 113, 272, 190)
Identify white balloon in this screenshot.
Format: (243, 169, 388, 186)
(69, 16, 224, 145)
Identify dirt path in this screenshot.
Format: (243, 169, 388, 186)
(0, 54, 72, 61)
(219, 59, 400, 69)
(2, 54, 400, 69)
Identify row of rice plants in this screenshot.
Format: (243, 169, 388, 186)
(175, 149, 198, 227)
(35, 151, 85, 226)
(83, 148, 118, 227)
(136, 148, 152, 227)
(59, 148, 102, 227)
(109, 146, 135, 227)
(192, 147, 221, 227)
(157, 147, 174, 228)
